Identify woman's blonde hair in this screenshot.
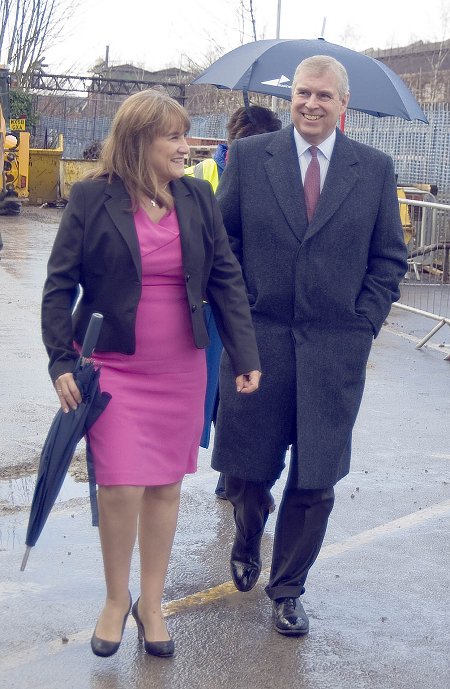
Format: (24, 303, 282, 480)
(91, 89, 190, 210)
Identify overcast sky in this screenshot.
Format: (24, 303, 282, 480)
(44, 0, 450, 74)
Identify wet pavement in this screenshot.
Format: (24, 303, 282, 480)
(1, 207, 449, 689)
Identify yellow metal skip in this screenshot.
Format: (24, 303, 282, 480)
(60, 159, 99, 201)
(28, 134, 63, 204)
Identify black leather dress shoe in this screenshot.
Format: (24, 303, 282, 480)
(272, 597, 309, 636)
(230, 556, 262, 592)
(230, 525, 264, 592)
(91, 593, 132, 657)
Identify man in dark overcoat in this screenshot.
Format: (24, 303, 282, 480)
(211, 55, 408, 636)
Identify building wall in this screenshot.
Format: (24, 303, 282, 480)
(365, 40, 450, 103)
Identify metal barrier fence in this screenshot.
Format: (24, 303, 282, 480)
(345, 104, 450, 205)
(396, 196, 450, 358)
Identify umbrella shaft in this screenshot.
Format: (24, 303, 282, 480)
(20, 545, 32, 571)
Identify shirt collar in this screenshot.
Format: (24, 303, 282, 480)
(293, 127, 336, 161)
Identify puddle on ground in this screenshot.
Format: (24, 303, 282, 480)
(0, 472, 89, 510)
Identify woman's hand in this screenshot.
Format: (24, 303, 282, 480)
(54, 372, 82, 413)
(235, 370, 261, 394)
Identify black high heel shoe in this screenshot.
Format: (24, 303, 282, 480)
(91, 593, 132, 657)
(131, 598, 175, 657)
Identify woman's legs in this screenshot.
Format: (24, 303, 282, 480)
(94, 481, 182, 643)
(137, 481, 182, 641)
(94, 485, 144, 641)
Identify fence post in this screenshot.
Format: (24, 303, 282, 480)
(443, 246, 449, 284)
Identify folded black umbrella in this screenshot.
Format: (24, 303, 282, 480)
(20, 313, 111, 571)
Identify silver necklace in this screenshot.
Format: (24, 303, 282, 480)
(148, 184, 167, 208)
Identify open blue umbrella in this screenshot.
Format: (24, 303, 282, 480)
(20, 313, 111, 570)
(192, 38, 428, 122)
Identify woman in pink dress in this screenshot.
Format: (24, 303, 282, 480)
(41, 90, 261, 658)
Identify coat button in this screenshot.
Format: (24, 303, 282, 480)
(185, 274, 190, 282)
(191, 304, 197, 312)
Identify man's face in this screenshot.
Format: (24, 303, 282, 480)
(291, 67, 349, 145)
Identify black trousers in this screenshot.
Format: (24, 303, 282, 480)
(225, 447, 335, 600)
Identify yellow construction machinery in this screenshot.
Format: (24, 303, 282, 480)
(397, 184, 438, 250)
(1, 67, 28, 214)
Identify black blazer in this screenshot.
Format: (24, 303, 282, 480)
(42, 175, 260, 382)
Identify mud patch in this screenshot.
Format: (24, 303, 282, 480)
(0, 450, 88, 483)
(0, 450, 89, 514)
(0, 461, 39, 480)
(68, 451, 89, 482)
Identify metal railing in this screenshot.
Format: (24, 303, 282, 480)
(395, 197, 450, 359)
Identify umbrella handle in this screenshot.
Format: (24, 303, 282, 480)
(20, 545, 32, 571)
(81, 313, 104, 359)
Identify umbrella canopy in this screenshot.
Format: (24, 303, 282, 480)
(192, 38, 428, 123)
(21, 313, 110, 570)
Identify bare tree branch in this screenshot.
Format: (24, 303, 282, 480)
(0, 1, 14, 52)
(0, 0, 78, 87)
(248, 0, 257, 42)
(426, 3, 450, 101)
(236, 0, 258, 44)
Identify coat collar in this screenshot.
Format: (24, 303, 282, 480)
(103, 177, 142, 279)
(264, 125, 360, 243)
(264, 125, 305, 243)
(170, 177, 195, 270)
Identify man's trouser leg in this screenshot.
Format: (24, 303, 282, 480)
(225, 475, 274, 561)
(264, 458, 335, 600)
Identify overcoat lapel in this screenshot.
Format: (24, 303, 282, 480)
(264, 126, 361, 244)
(104, 178, 142, 280)
(303, 129, 360, 242)
(264, 125, 307, 243)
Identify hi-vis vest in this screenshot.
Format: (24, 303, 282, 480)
(185, 158, 219, 193)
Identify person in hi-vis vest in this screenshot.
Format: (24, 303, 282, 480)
(186, 105, 282, 500)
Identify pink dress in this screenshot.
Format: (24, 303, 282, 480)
(86, 208, 207, 485)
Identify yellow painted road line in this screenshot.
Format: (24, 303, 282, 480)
(316, 498, 450, 559)
(162, 498, 450, 617)
(1, 499, 449, 670)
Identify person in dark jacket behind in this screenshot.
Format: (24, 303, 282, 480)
(187, 105, 282, 501)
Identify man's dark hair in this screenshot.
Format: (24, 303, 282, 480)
(227, 105, 282, 143)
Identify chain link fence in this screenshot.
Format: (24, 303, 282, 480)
(31, 93, 126, 159)
(191, 104, 450, 204)
(345, 104, 450, 205)
(29, 92, 450, 203)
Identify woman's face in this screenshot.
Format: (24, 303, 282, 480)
(147, 126, 190, 185)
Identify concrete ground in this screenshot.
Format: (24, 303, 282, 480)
(0, 207, 449, 689)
